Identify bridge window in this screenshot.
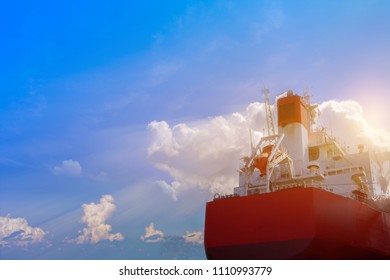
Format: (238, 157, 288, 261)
(309, 146, 320, 161)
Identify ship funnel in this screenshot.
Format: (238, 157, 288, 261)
(277, 92, 309, 176)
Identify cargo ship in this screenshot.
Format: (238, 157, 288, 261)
(204, 89, 390, 259)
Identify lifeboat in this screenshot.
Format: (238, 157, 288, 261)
(253, 144, 274, 174)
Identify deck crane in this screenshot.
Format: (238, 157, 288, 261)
(262, 88, 276, 138)
(248, 88, 276, 152)
(241, 88, 292, 193)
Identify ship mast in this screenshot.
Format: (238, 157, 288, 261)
(262, 88, 276, 137)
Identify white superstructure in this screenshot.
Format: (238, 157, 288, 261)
(234, 90, 389, 204)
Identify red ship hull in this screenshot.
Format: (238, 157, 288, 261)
(204, 187, 390, 259)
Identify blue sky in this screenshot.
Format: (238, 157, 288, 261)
(1, 0, 390, 259)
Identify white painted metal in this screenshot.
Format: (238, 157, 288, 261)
(233, 89, 390, 203)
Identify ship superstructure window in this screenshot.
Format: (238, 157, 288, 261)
(309, 146, 320, 161)
(325, 166, 364, 176)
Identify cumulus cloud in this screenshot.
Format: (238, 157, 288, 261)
(147, 97, 390, 198)
(70, 195, 124, 244)
(154, 180, 179, 201)
(182, 231, 203, 244)
(147, 102, 266, 196)
(140, 223, 164, 243)
(53, 159, 82, 176)
(0, 215, 46, 247)
(319, 100, 390, 150)
(140, 223, 203, 245)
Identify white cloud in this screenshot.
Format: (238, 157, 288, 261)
(147, 98, 390, 199)
(319, 100, 390, 150)
(140, 223, 203, 245)
(154, 180, 179, 201)
(53, 159, 82, 176)
(70, 195, 124, 244)
(0, 215, 46, 247)
(140, 223, 164, 243)
(147, 102, 266, 195)
(182, 231, 203, 244)
(147, 121, 180, 157)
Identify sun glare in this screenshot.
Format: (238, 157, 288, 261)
(345, 83, 390, 131)
(363, 99, 389, 131)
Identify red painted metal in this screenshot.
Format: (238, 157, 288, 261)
(204, 187, 390, 259)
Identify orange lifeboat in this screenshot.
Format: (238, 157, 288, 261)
(253, 144, 274, 174)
